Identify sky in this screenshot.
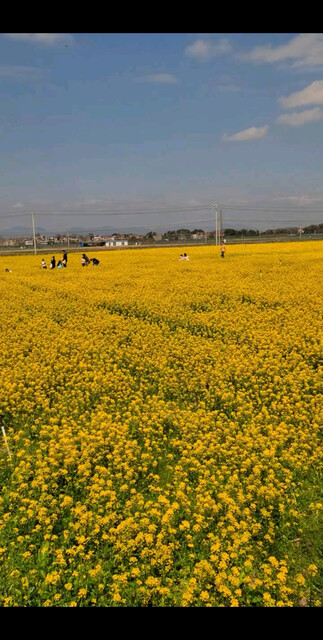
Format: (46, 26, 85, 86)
(1, 32, 323, 233)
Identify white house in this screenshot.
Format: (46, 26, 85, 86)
(105, 240, 129, 247)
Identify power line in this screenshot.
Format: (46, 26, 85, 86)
(0, 213, 321, 226)
(0, 213, 31, 219)
(0, 206, 213, 218)
(221, 206, 323, 213)
(0, 202, 322, 238)
(1, 203, 323, 218)
(1, 217, 322, 233)
(131, 218, 216, 228)
(223, 219, 322, 224)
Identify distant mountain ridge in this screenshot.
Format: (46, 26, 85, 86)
(0, 225, 150, 238)
(0, 225, 49, 238)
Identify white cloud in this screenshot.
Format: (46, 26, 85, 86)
(4, 33, 73, 46)
(223, 125, 269, 142)
(276, 107, 323, 126)
(134, 73, 178, 84)
(241, 33, 323, 68)
(184, 38, 232, 62)
(279, 80, 323, 108)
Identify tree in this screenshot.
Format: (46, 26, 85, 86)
(163, 230, 179, 240)
(303, 223, 323, 234)
(176, 228, 191, 235)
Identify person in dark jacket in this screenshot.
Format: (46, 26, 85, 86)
(81, 253, 90, 266)
(90, 257, 100, 266)
(50, 256, 56, 269)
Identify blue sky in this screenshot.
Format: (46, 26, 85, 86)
(1, 32, 323, 233)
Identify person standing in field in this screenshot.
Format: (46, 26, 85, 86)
(62, 250, 67, 266)
(221, 243, 226, 258)
(50, 256, 56, 269)
(41, 258, 47, 269)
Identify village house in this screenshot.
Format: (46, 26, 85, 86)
(105, 239, 129, 247)
(191, 232, 205, 240)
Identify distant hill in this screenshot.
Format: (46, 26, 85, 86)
(65, 225, 150, 236)
(0, 225, 49, 238)
(0, 224, 150, 238)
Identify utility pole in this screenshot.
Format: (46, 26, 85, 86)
(220, 209, 223, 244)
(216, 205, 218, 246)
(31, 213, 37, 255)
(214, 204, 218, 246)
(212, 202, 222, 245)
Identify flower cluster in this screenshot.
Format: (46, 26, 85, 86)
(0, 242, 322, 606)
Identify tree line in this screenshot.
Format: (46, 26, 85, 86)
(137, 223, 323, 241)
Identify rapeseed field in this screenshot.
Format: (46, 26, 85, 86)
(0, 242, 322, 607)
